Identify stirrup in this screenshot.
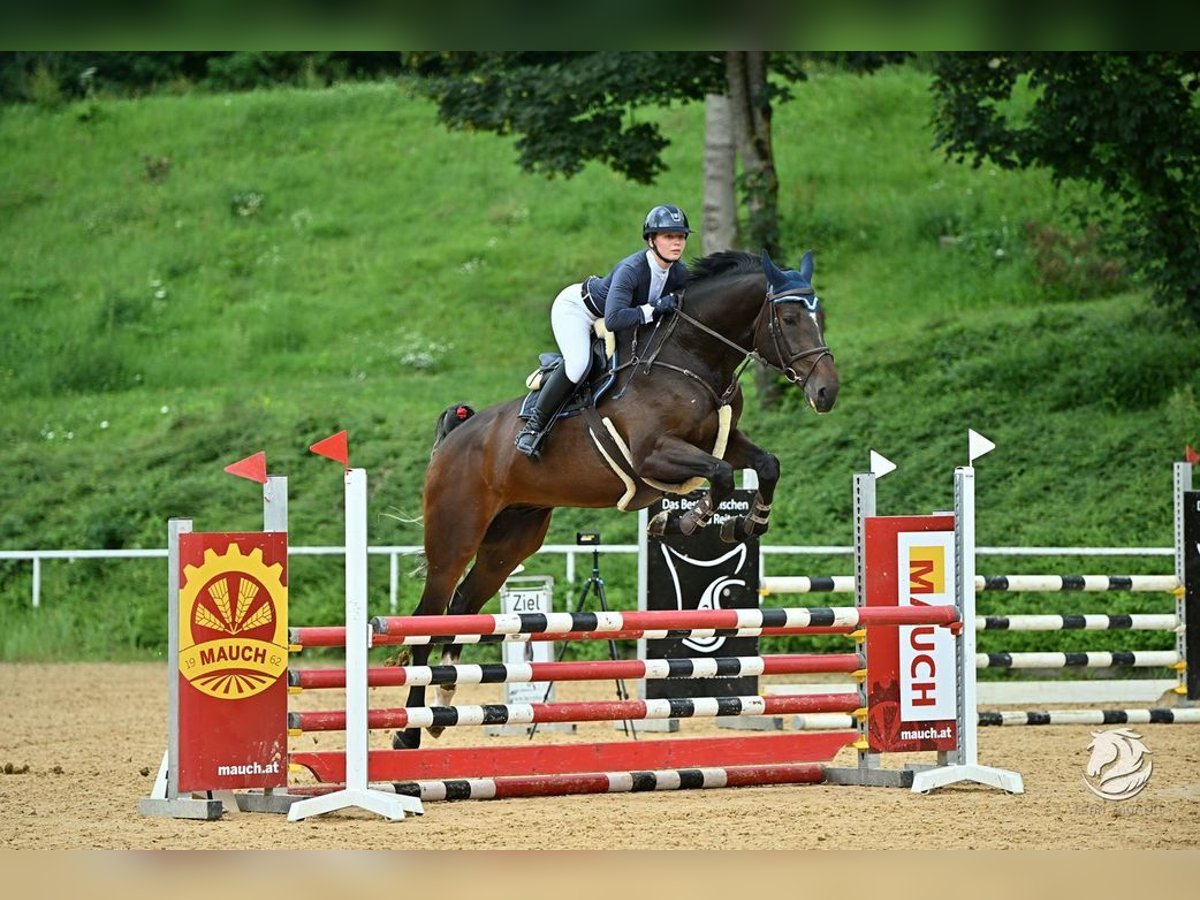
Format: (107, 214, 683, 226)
(515, 425, 546, 458)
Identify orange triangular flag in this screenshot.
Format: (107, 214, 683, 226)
(309, 430, 349, 466)
(224, 451, 268, 484)
(1187, 444, 1199, 465)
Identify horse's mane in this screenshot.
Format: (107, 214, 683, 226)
(686, 250, 762, 286)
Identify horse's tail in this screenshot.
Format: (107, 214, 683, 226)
(431, 403, 475, 456)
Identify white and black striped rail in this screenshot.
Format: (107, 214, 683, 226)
(976, 575, 1180, 592)
(758, 574, 1180, 595)
(978, 708, 1200, 726)
(976, 650, 1182, 669)
(975, 614, 1179, 632)
(792, 708, 1200, 729)
(288, 653, 862, 690)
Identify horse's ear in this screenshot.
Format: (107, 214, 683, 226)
(798, 250, 814, 284)
(760, 249, 787, 288)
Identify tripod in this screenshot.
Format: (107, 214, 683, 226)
(530, 538, 637, 740)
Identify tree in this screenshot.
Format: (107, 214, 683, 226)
(405, 51, 906, 405)
(404, 51, 904, 259)
(929, 52, 1200, 325)
(405, 52, 721, 178)
(725, 51, 784, 405)
(701, 92, 737, 255)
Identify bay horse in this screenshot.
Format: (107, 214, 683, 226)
(395, 249, 839, 749)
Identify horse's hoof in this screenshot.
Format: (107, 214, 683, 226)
(392, 729, 421, 750)
(426, 725, 445, 739)
(647, 510, 669, 538)
(719, 518, 739, 543)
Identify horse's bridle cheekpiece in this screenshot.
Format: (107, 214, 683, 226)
(761, 285, 834, 387)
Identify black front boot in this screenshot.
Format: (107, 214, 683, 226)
(515, 365, 576, 458)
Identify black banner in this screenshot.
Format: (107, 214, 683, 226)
(645, 489, 761, 700)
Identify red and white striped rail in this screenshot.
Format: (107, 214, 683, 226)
(289, 763, 829, 803)
(368, 604, 958, 639)
(288, 691, 863, 733)
(290, 623, 857, 648)
(292, 611, 1179, 654)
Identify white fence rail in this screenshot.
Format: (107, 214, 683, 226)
(0, 542, 1176, 612)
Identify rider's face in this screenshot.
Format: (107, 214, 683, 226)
(651, 232, 688, 261)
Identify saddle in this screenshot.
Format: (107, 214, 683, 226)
(519, 320, 619, 421)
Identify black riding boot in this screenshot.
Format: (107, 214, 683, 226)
(515, 365, 576, 458)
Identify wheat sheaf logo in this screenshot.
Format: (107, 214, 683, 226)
(179, 544, 288, 700)
(1083, 728, 1154, 800)
(195, 575, 274, 635)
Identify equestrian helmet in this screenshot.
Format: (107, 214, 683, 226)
(643, 204, 693, 239)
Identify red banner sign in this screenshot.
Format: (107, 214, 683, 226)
(865, 515, 958, 753)
(177, 532, 288, 792)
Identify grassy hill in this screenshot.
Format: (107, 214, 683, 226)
(2, 66, 1197, 661)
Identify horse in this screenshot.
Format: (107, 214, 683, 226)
(395, 248, 839, 749)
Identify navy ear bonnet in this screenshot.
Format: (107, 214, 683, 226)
(761, 249, 817, 303)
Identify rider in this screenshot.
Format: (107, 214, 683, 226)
(515, 204, 693, 458)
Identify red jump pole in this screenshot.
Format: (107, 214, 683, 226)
(289, 763, 829, 803)
(369, 604, 958, 638)
(291, 730, 856, 783)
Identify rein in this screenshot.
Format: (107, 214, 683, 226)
(610, 311, 726, 407)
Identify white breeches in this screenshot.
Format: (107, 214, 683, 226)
(550, 283, 597, 384)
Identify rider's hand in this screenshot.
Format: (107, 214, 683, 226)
(649, 292, 678, 317)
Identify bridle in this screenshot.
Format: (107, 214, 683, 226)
(630, 285, 832, 405)
(760, 285, 835, 386)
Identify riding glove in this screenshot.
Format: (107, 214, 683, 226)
(649, 292, 678, 317)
